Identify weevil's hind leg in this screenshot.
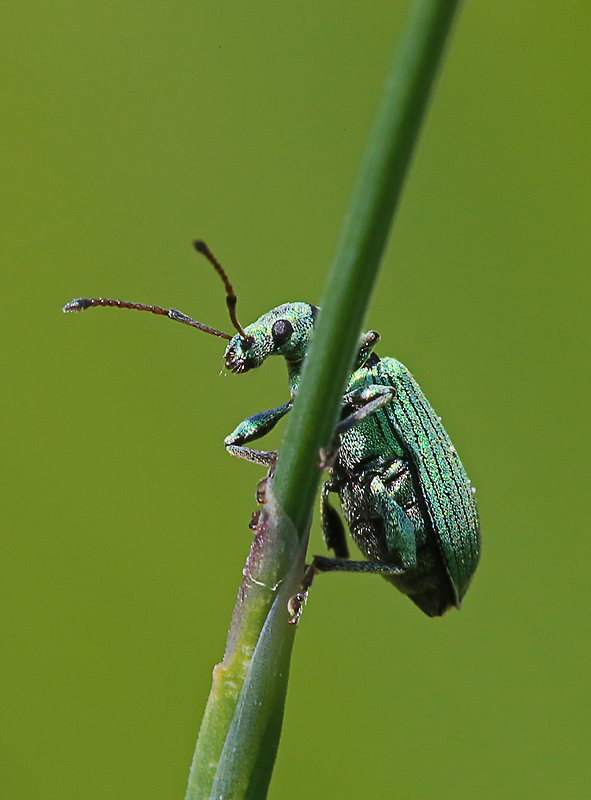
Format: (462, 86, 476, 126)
(288, 555, 408, 624)
(309, 555, 409, 578)
(289, 476, 418, 623)
(321, 480, 349, 559)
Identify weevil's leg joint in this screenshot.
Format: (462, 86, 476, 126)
(287, 561, 320, 625)
(354, 330, 380, 369)
(287, 590, 308, 625)
(256, 475, 271, 504)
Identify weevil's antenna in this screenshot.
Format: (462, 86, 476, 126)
(62, 297, 232, 340)
(193, 240, 252, 344)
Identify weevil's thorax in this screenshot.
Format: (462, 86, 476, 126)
(224, 302, 318, 394)
(336, 356, 406, 474)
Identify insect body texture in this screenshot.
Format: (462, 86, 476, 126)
(327, 353, 480, 615)
(63, 243, 480, 617)
(222, 303, 481, 617)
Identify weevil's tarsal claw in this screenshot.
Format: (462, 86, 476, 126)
(256, 476, 268, 504)
(319, 444, 338, 471)
(287, 589, 309, 625)
(287, 560, 320, 624)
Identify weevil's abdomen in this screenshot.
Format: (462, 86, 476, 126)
(338, 460, 457, 617)
(386, 536, 457, 616)
(334, 352, 480, 615)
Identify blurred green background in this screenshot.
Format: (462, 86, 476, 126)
(2, 2, 589, 798)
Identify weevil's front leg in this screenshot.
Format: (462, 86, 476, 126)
(353, 330, 380, 369)
(224, 400, 292, 464)
(225, 446, 278, 466)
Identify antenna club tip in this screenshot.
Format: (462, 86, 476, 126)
(63, 298, 91, 313)
(193, 240, 209, 254)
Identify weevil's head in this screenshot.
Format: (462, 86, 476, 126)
(62, 245, 323, 387)
(224, 302, 318, 374)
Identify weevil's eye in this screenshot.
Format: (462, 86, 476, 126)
(271, 319, 293, 347)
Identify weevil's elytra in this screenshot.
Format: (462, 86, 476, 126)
(329, 352, 480, 614)
(63, 242, 480, 618)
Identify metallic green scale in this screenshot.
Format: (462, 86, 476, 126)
(223, 303, 481, 617)
(334, 353, 480, 615)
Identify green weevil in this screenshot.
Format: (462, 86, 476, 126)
(63, 241, 480, 618)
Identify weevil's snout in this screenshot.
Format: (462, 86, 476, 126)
(224, 332, 261, 374)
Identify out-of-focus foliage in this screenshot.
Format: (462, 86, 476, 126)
(2, 2, 589, 798)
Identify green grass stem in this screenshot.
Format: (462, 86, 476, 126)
(185, 2, 460, 797)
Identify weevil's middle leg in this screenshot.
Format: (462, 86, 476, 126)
(320, 386, 396, 468)
(321, 480, 349, 558)
(337, 386, 396, 435)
